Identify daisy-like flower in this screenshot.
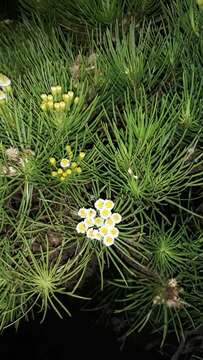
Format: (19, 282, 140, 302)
(60, 158, 70, 169)
(84, 217, 95, 228)
(99, 225, 109, 237)
(109, 227, 119, 238)
(93, 229, 102, 241)
(0, 74, 11, 87)
(95, 198, 105, 210)
(78, 207, 88, 218)
(103, 236, 115, 247)
(104, 199, 114, 210)
(94, 217, 104, 227)
(105, 217, 115, 228)
(87, 208, 96, 218)
(100, 208, 112, 219)
(76, 222, 86, 234)
(111, 213, 122, 224)
(87, 228, 95, 239)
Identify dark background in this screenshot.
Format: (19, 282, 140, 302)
(0, 1, 200, 359)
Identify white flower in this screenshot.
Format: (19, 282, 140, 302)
(78, 208, 88, 218)
(95, 198, 105, 210)
(94, 217, 104, 227)
(109, 227, 119, 238)
(111, 213, 122, 224)
(104, 199, 114, 210)
(60, 158, 70, 169)
(100, 208, 112, 219)
(87, 228, 95, 239)
(84, 217, 95, 228)
(93, 230, 102, 240)
(105, 217, 115, 228)
(86, 208, 96, 218)
(99, 225, 109, 237)
(76, 222, 86, 234)
(103, 236, 115, 247)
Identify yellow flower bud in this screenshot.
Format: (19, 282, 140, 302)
(60, 176, 65, 181)
(67, 91, 74, 98)
(62, 94, 70, 102)
(49, 157, 56, 166)
(47, 101, 54, 109)
(41, 103, 48, 111)
(65, 169, 72, 175)
(51, 171, 58, 177)
(41, 94, 48, 100)
(59, 101, 66, 111)
(75, 166, 82, 173)
(56, 85, 62, 95)
(47, 94, 53, 101)
(71, 162, 77, 169)
(65, 145, 72, 153)
(54, 102, 60, 111)
(78, 152, 85, 160)
(74, 96, 79, 105)
(57, 168, 63, 175)
(51, 86, 58, 96)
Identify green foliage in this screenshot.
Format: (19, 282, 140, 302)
(0, 0, 203, 349)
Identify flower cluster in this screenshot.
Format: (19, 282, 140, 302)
(1, 146, 35, 177)
(49, 144, 85, 181)
(76, 199, 122, 247)
(40, 85, 79, 112)
(0, 73, 12, 105)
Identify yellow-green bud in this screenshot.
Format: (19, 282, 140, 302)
(78, 152, 85, 160)
(65, 145, 72, 153)
(71, 162, 77, 169)
(56, 85, 62, 95)
(41, 94, 48, 101)
(75, 166, 82, 173)
(57, 168, 63, 175)
(51, 171, 58, 177)
(47, 101, 54, 109)
(74, 96, 79, 105)
(41, 103, 48, 111)
(65, 169, 72, 175)
(47, 94, 53, 101)
(49, 157, 56, 166)
(54, 102, 60, 111)
(59, 101, 66, 111)
(51, 86, 58, 96)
